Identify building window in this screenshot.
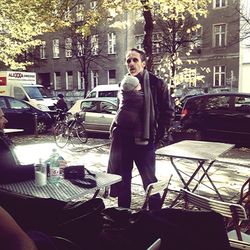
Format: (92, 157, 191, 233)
(77, 71, 85, 90)
(77, 41, 84, 57)
(152, 32, 162, 54)
(66, 71, 73, 90)
(214, 65, 226, 86)
(108, 70, 116, 84)
(108, 32, 116, 54)
(213, 24, 226, 47)
(91, 35, 99, 55)
(53, 39, 60, 58)
(65, 38, 72, 58)
(40, 41, 46, 59)
(90, 1, 97, 9)
(194, 27, 203, 47)
(54, 72, 61, 90)
(91, 70, 99, 89)
(76, 3, 84, 22)
(213, 0, 227, 8)
(135, 35, 144, 50)
(181, 68, 197, 87)
(64, 7, 71, 21)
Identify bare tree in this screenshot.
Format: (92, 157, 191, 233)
(154, 13, 202, 93)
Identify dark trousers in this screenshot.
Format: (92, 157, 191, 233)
(108, 128, 161, 209)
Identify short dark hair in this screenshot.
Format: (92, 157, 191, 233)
(58, 94, 64, 98)
(126, 48, 147, 62)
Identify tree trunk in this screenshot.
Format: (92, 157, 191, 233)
(142, 0, 154, 71)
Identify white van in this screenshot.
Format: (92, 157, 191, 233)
(0, 71, 57, 111)
(86, 84, 119, 99)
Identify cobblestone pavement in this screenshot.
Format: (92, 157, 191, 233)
(10, 132, 250, 210)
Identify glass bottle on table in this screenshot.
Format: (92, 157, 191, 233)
(48, 148, 61, 184)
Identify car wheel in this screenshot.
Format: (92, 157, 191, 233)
(36, 119, 47, 134)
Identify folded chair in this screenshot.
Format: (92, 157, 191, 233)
(180, 189, 250, 249)
(141, 174, 173, 210)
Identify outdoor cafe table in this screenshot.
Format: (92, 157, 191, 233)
(156, 140, 235, 206)
(0, 172, 121, 202)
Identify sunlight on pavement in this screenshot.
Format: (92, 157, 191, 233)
(14, 142, 110, 171)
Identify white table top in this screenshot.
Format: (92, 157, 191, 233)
(156, 140, 235, 161)
(0, 172, 121, 202)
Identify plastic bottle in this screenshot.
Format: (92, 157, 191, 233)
(48, 148, 61, 184)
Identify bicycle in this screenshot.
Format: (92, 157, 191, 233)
(53, 110, 88, 148)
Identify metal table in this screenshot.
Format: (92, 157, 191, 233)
(0, 172, 121, 202)
(156, 140, 235, 206)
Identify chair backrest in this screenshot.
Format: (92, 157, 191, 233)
(147, 238, 161, 250)
(142, 175, 173, 210)
(180, 189, 250, 248)
(180, 189, 247, 221)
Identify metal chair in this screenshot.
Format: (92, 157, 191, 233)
(146, 238, 161, 250)
(180, 188, 250, 249)
(141, 175, 173, 210)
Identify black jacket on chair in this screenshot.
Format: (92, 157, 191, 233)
(0, 132, 34, 184)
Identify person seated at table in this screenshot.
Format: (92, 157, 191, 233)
(0, 206, 38, 250)
(0, 108, 35, 184)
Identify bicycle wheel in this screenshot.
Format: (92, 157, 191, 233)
(54, 122, 70, 148)
(76, 123, 88, 143)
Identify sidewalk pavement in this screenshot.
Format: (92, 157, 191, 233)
(11, 133, 250, 210)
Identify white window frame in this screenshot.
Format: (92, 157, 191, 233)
(77, 71, 85, 90)
(65, 38, 72, 58)
(108, 70, 116, 84)
(213, 0, 227, 9)
(40, 41, 46, 59)
(52, 39, 60, 58)
(76, 3, 84, 22)
(90, 1, 97, 9)
(91, 35, 99, 55)
(182, 68, 197, 87)
(54, 72, 61, 90)
(108, 32, 116, 54)
(66, 71, 73, 90)
(194, 26, 203, 47)
(213, 23, 227, 47)
(91, 70, 99, 89)
(77, 41, 84, 56)
(152, 32, 162, 54)
(135, 35, 144, 50)
(213, 65, 226, 87)
(64, 7, 71, 21)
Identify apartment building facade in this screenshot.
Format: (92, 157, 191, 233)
(27, 0, 242, 104)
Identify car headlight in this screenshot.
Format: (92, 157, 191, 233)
(37, 104, 50, 111)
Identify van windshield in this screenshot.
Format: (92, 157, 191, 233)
(24, 86, 53, 99)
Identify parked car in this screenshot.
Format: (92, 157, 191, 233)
(0, 95, 53, 133)
(174, 93, 204, 121)
(86, 84, 119, 99)
(68, 98, 117, 133)
(179, 93, 250, 146)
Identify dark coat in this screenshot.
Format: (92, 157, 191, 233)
(147, 72, 174, 142)
(56, 99, 68, 112)
(0, 132, 34, 184)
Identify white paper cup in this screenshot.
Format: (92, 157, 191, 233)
(34, 163, 47, 186)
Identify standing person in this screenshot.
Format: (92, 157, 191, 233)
(56, 94, 68, 112)
(108, 48, 174, 209)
